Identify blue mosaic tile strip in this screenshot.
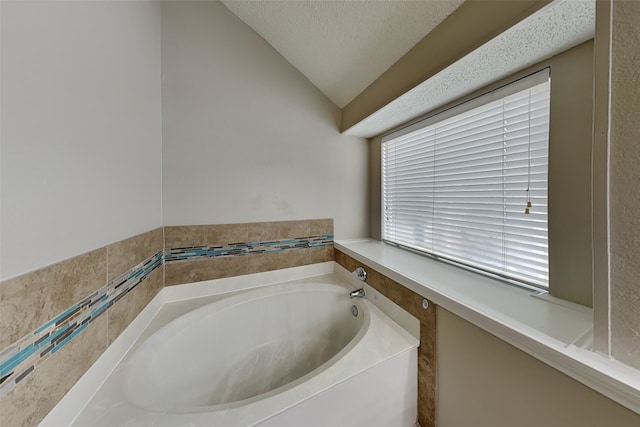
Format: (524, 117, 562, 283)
(165, 233, 334, 263)
(0, 251, 162, 398)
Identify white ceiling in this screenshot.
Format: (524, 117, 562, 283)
(221, 0, 595, 138)
(221, 0, 464, 108)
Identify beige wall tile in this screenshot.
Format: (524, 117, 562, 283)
(247, 249, 311, 274)
(165, 220, 332, 249)
(107, 267, 164, 344)
(419, 324, 436, 427)
(165, 256, 248, 286)
(107, 228, 163, 282)
(165, 223, 249, 248)
(309, 218, 333, 236)
(309, 245, 334, 264)
(247, 220, 311, 242)
(277, 220, 313, 239)
(0, 314, 108, 427)
(247, 221, 283, 242)
(0, 248, 106, 349)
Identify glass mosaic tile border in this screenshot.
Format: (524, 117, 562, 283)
(164, 233, 334, 263)
(0, 252, 162, 398)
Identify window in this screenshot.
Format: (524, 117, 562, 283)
(382, 70, 550, 288)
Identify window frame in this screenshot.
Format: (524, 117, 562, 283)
(371, 41, 595, 306)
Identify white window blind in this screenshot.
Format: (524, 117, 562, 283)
(382, 70, 550, 288)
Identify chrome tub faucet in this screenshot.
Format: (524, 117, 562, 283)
(352, 266, 367, 282)
(349, 288, 366, 299)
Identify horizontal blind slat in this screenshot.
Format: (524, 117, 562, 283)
(383, 77, 550, 287)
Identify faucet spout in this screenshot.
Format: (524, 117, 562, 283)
(349, 288, 366, 299)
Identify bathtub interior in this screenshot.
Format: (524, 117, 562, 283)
(134, 273, 344, 342)
(64, 269, 419, 427)
(121, 283, 368, 412)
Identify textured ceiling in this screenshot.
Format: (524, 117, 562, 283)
(344, 0, 595, 137)
(221, 0, 464, 108)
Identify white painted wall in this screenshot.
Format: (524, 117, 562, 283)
(0, 1, 163, 280)
(161, 1, 369, 239)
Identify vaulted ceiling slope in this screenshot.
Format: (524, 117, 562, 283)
(221, 0, 464, 108)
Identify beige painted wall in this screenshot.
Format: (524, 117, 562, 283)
(369, 42, 594, 306)
(161, 1, 369, 239)
(610, 0, 640, 370)
(437, 307, 640, 427)
(546, 41, 593, 307)
(369, 135, 383, 241)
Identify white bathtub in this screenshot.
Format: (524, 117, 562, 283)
(56, 268, 418, 427)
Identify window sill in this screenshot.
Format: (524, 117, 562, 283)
(335, 238, 640, 415)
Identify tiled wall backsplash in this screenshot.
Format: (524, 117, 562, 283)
(165, 235, 333, 262)
(0, 227, 164, 426)
(0, 252, 162, 399)
(164, 219, 334, 285)
(0, 219, 333, 426)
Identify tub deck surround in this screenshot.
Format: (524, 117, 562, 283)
(334, 248, 437, 427)
(0, 228, 164, 427)
(164, 219, 334, 285)
(335, 239, 640, 417)
(43, 268, 418, 427)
